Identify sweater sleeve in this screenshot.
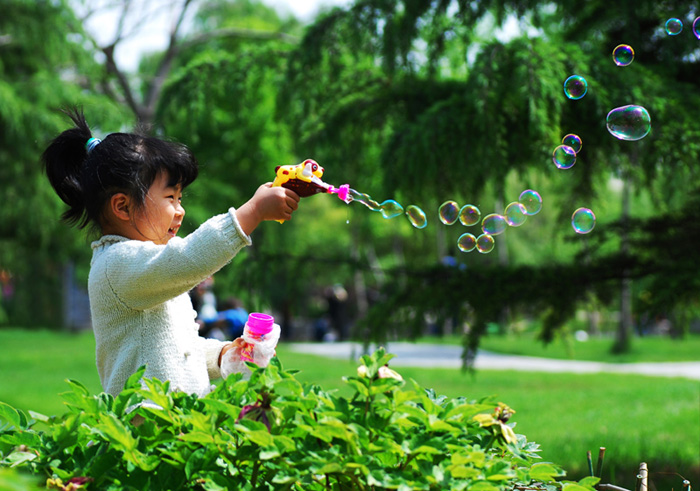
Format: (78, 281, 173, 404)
(201, 337, 227, 380)
(100, 208, 252, 311)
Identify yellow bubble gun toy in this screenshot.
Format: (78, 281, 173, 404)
(272, 159, 351, 222)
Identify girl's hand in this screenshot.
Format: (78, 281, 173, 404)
(236, 183, 300, 235)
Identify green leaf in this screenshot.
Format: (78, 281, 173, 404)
(579, 476, 601, 488)
(563, 482, 597, 491)
(4, 451, 37, 468)
(91, 413, 138, 452)
(179, 431, 215, 445)
(530, 462, 566, 481)
(0, 402, 21, 430)
(468, 480, 500, 491)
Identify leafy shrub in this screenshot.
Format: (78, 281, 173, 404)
(0, 349, 597, 490)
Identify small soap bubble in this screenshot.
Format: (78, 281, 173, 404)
(553, 144, 577, 169)
(572, 207, 596, 234)
(459, 204, 481, 226)
(380, 200, 404, 219)
(665, 18, 683, 35)
(482, 214, 507, 235)
(519, 189, 542, 215)
(562, 134, 582, 153)
(505, 202, 527, 227)
(612, 44, 635, 66)
(476, 234, 495, 254)
(693, 17, 700, 39)
(438, 200, 460, 225)
(457, 233, 477, 252)
(406, 205, 427, 229)
(606, 105, 651, 141)
(563, 75, 587, 100)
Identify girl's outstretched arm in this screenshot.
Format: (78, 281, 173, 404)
(235, 183, 300, 235)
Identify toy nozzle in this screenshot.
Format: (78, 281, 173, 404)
(328, 184, 351, 203)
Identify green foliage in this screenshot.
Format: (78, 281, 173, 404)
(0, 349, 598, 491)
(0, 0, 131, 326)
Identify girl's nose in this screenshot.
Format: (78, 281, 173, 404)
(176, 202, 186, 218)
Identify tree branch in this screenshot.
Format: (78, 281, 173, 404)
(142, 0, 194, 123)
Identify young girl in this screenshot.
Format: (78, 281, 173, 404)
(43, 109, 300, 398)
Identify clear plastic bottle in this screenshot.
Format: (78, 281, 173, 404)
(220, 312, 280, 379)
(240, 313, 277, 364)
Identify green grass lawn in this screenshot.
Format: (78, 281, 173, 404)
(0, 328, 698, 490)
(420, 331, 700, 363)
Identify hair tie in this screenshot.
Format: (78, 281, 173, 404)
(85, 137, 101, 154)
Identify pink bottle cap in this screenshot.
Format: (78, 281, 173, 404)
(246, 313, 274, 336)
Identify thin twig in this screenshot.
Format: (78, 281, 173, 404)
(587, 450, 594, 476)
(596, 447, 606, 478)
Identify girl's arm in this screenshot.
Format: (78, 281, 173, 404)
(235, 183, 299, 235)
(96, 185, 299, 311)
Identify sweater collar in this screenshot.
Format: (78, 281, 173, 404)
(91, 235, 130, 251)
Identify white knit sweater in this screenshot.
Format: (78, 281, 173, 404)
(88, 208, 252, 397)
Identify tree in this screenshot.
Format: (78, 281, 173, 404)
(279, 0, 700, 355)
(0, 0, 129, 326)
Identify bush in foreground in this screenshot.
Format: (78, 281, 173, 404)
(0, 349, 597, 490)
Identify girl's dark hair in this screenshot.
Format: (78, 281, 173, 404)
(42, 108, 198, 231)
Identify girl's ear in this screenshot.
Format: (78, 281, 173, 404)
(110, 193, 131, 222)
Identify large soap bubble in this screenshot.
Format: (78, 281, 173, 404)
(438, 201, 460, 225)
(552, 145, 577, 169)
(458, 204, 481, 226)
(612, 44, 635, 66)
(476, 234, 495, 254)
(562, 134, 582, 153)
(481, 214, 507, 235)
(518, 190, 542, 216)
(380, 200, 404, 219)
(665, 18, 683, 35)
(504, 202, 527, 227)
(406, 205, 427, 229)
(564, 75, 588, 100)
(606, 105, 651, 141)
(572, 208, 596, 234)
(457, 233, 477, 252)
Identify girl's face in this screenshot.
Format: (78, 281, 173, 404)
(132, 172, 186, 245)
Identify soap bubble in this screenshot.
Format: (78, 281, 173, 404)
(438, 200, 460, 225)
(553, 144, 577, 169)
(505, 202, 527, 227)
(606, 105, 651, 141)
(476, 234, 495, 254)
(693, 17, 700, 39)
(572, 207, 596, 234)
(457, 233, 477, 252)
(561, 134, 582, 153)
(518, 189, 542, 215)
(482, 214, 507, 235)
(563, 75, 587, 100)
(612, 44, 635, 66)
(665, 18, 683, 35)
(350, 190, 382, 211)
(406, 205, 427, 229)
(380, 200, 404, 219)
(459, 204, 481, 226)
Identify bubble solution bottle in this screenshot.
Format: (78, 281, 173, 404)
(240, 313, 279, 366)
(220, 312, 281, 379)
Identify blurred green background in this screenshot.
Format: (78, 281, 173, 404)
(1, 0, 700, 488)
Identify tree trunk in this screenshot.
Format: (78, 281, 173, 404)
(612, 171, 633, 353)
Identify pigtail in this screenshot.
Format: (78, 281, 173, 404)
(42, 108, 93, 228)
